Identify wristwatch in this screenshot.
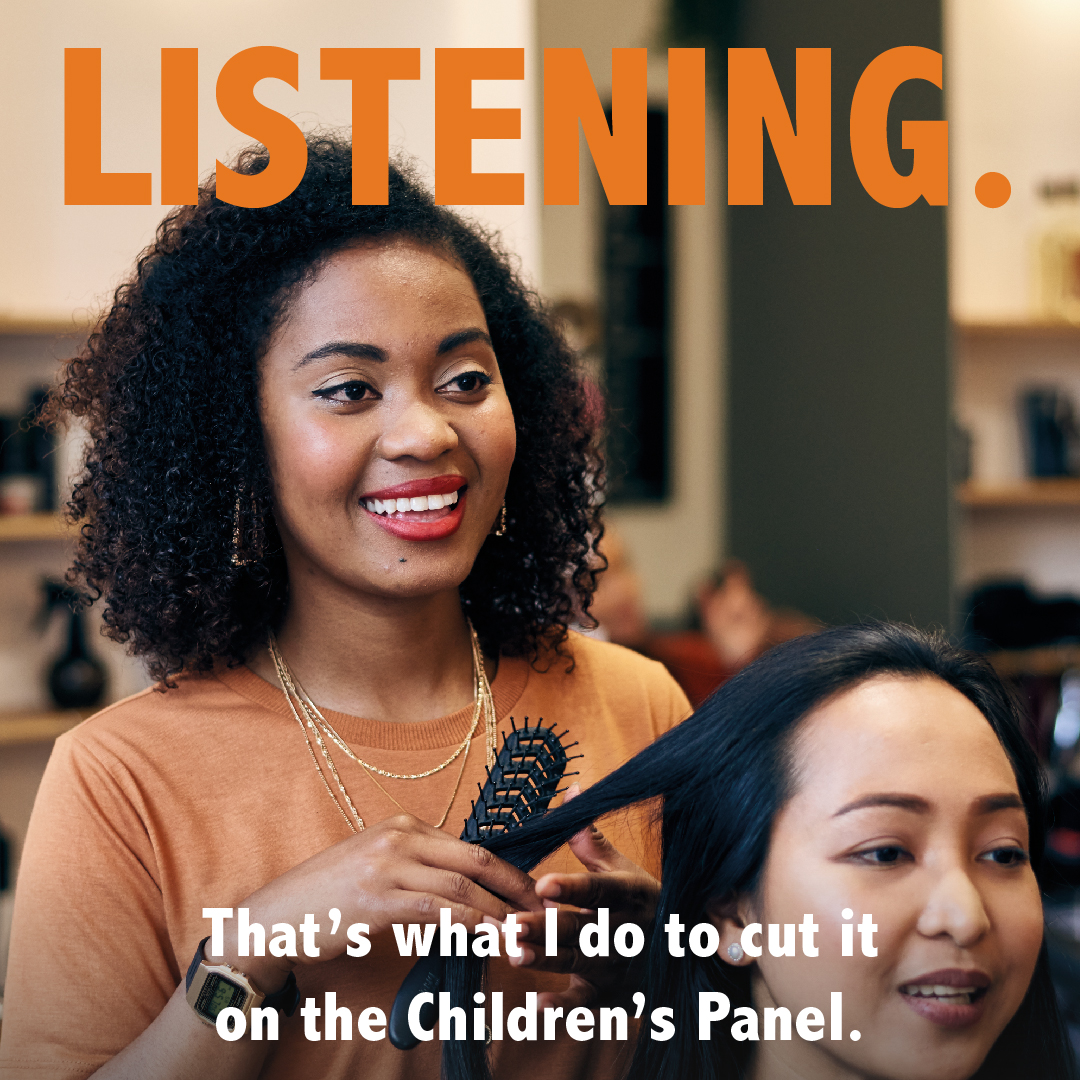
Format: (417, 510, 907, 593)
(185, 936, 300, 1026)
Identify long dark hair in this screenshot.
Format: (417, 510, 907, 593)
(443, 622, 1075, 1080)
(49, 133, 601, 683)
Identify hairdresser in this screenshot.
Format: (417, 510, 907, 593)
(0, 136, 690, 1080)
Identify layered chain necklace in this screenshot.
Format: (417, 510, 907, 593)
(268, 621, 497, 833)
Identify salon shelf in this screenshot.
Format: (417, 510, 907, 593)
(957, 479, 1080, 508)
(0, 709, 91, 747)
(0, 314, 91, 336)
(985, 645, 1080, 679)
(954, 319, 1080, 344)
(0, 513, 74, 542)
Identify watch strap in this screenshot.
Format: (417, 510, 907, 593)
(261, 970, 300, 1017)
(185, 936, 211, 992)
(185, 935, 299, 1016)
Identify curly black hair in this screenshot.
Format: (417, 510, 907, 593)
(51, 134, 602, 684)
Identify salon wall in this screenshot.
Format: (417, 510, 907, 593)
(1, 0, 540, 323)
(727, 0, 952, 630)
(538, 0, 726, 624)
(947, 0, 1080, 325)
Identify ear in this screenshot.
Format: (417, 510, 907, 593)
(705, 893, 757, 967)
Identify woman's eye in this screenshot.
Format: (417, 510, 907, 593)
(980, 847, 1029, 867)
(312, 380, 376, 403)
(853, 845, 911, 865)
(441, 371, 492, 395)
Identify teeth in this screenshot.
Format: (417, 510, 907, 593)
(363, 490, 461, 515)
(901, 984, 977, 1002)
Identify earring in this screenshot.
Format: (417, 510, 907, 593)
(231, 493, 261, 567)
(492, 502, 507, 537)
(726, 942, 744, 963)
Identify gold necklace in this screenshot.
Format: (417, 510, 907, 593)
(269, 622, 497, 832)
(270, 625, 495, 776)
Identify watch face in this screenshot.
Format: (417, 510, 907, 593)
(196, 972, 248, 1020)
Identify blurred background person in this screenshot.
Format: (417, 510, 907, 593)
(587, 528, 818, 705)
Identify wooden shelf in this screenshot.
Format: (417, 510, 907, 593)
(986, 645, 1080, 679)
(0, 513, 74, 541)
(0, 710, 90, 747)
(955, 319, 1080, 342)
(0, 314, 92, 336)
(957, 479, 1080, 508)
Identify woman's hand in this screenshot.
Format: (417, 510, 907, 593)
(218, 813, 543, 992)
(92, 814, 542, 1080)
(505, 788, 661, 1011)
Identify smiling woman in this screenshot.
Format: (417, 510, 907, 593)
(0, 136, 691, 1080)
(254, 240, 517, 606)
(51, 141, 593, 680)
(450, 622, 1080, 1080)
(730, 676, 1044, 1077)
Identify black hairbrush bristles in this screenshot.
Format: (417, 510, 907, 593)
(388, 720, 578, 1050)
(462, 719, 578, 842)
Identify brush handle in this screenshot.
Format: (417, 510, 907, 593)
(387, 722, 575, 1051)
(388, 953, 445, 1050)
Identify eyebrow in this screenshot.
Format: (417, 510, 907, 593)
(294, 327, 492, 370)
(297, 341, 387, 367)
(832, 792, 1025, 818)
(833, 794, 930, 817)
(436, 327, 493, 355)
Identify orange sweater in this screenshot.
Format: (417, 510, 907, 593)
(0, 633, 689, 1079)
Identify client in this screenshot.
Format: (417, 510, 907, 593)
(444, 622, 1077, 1080)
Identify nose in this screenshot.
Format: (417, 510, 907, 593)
(377, 395, 459, 462)
(915, 867, 992, 949)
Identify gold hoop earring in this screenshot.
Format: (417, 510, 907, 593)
(231, 493, 261, 567)
(492, 502, 507, 537)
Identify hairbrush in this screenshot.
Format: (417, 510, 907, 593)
(388, 719, 579, 1050)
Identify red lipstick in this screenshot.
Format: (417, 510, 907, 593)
(359, 475, 468, 541)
